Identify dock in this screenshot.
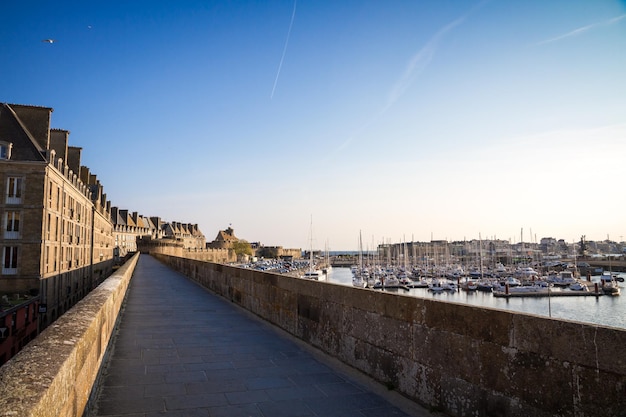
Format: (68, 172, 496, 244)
(493, 290, 603, 298)
(491, 279, 616, 298)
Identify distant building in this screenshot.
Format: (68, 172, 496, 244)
(0, 102, 114, 364)
(162, 221, 205, 249)
(206, 227, 301, 260)
(207, 227, 238, 249)
(115, 214, 207, 261)
(111, 208, 163, 259)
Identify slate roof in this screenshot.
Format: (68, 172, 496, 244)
(0, 103, 49, 162)
(215, 227, 238, 242)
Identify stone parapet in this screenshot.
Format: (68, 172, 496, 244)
(154, 254, 626, 417)
(138, 237, 234, 263)
(0, 253, 139, 417)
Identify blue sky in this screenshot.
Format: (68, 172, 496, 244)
(2, 1, 625, 250)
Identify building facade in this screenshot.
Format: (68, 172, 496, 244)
(111, 208, 164, 260)
(0, 103, 114, 365)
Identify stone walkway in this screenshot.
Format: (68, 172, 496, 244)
(88, 255, 433, 417)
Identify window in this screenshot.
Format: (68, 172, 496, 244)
(0, 142, 12, 160)
(4, 211, 20, 239)
(2, 246, 18, 274)
(6, 177, 23, 204)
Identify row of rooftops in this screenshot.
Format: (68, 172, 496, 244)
(1, 102, 205, 243)
(0, 102, 108, 210)
(111, 206, 204, 241)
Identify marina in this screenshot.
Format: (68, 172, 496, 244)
(324, 267, 626, 330)
(239, 251, 626, 330)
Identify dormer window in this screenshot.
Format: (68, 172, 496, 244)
(0, 142, 13, 160)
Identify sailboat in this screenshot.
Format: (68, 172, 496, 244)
(601, 257, 620, 295)
(352, 231, 368, 288)
(322, 240, 332, 274)
(302, 216, 324, 280)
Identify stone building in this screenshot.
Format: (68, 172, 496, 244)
(111, 208, 163, 259)
(0, 103, 114, 341)
(207, 227, 301, 260)
(207, 227, 238, 249)
(162, 221, 206, 249)
(111, 211, 205, 259)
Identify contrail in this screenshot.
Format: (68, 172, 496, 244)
(537, 13, 626, 45)
(323, 15, 467, 162)
(324, 1, 486, 162)
(271, 0, 297, 99)
(384, 15, 466, 113)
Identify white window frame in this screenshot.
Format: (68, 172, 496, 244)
(6, 177, 23, 204)
(2, 246, 18, 274)
(4, 211, 20, 239)
(0, 142, 12, 160)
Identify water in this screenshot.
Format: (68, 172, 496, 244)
(325, 267, 626, 330)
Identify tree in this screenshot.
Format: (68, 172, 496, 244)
(231, 240, 253, 257)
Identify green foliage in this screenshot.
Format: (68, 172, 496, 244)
(231, 240, 253, 256)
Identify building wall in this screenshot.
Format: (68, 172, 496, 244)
(0, 161, 47, 294)
(36, 163, 98, 327)
(154, 254, 626, 417)
(0, 103, 115, 342)
(139, 238, 234, 263)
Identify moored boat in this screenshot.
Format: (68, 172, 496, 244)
(569, 281, 589, 291)
(303, 270, 324, 280)
(601, 273, 621, 296)
(461, 280, 478, 291)
(551, 271, 577, 287)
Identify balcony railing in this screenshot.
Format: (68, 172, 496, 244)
(4, 231, 20, 239)
(5, 196, 21, 205)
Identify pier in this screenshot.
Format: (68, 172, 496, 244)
(585, 258, 626, 272)
(329, 256, 357, 267)
(493, 290, 603, 298)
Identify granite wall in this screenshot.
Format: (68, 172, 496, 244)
(0, 253, 139, 417)
(154, 254, 626, 417)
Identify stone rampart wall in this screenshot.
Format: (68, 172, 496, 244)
(139, 239, 234, 263)
(0, 253, 139, 417)
(154, 254, 626, 417)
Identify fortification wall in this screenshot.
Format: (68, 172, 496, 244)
(0, 253, 139, 417)
(139, 239, 234, 263)
(153, 254, 626, 417)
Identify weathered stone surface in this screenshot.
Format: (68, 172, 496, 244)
(0, 254, 139, 417)
(154, 254, 626, 417)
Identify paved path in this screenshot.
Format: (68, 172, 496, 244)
(88, 255, 433, 417)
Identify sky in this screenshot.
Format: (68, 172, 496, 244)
(1, 0, 625, 251)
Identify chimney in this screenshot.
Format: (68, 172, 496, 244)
(10, 104, 53, 150)
(49, 129, 69, 162)
(67, 146, 82, 178)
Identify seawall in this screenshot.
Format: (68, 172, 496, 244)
(154, 254, 626, 417)
(0, 253, 139, 417)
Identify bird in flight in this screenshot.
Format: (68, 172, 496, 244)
(41, 39, 56, 43)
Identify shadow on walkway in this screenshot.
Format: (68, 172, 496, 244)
(88, 255, 434, 417)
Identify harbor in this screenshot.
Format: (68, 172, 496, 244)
(324, 267, 626, 330)
(237, 246, 626, 329)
